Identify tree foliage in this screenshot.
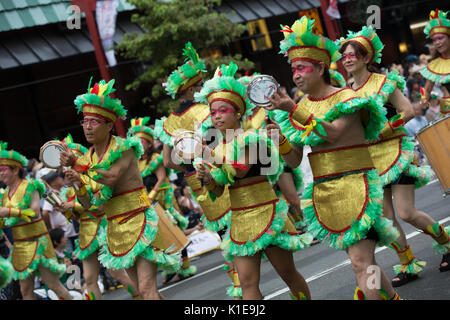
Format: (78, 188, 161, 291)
(117, 0, 255, 114)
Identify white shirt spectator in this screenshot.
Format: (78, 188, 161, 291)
(405, 115, 428, 137)
(42, 200, 78, 239)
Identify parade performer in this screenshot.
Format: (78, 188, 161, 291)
(129, 117, 187, 228)
(154, 42, 233, 234)
(0, 141, 71, 300)
(338, 25, 449, 283)
(267, 17, 401, 300)
(57, 134, 141, 300)
(154, 42, 236, 295)
(128, 117, 196, 283)
(420, 9, 450, 116)
(59, 78, 181, 300)
(195, 61, 313, 300)
(239, 74, 305, 229)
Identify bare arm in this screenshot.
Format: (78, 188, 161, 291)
(92, 149, 133, 188)
(282, 144, 303, 168)
(266, 117, 303, 168)
(42, 209, 52, 230)
(30, 191, 43, 222)
(196, 165, 225, 198)
(388, 88, 414, 123)
(313, 113, 359, 144)
(152, 164, 167, 192)
(163, 144, 187, 172)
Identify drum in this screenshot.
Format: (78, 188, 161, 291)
(39, 141, 65, 169)
(246, 74, 280, 108)
(173, 130, 203, 162)
(152, 203, 190, 254)
(416, 114, 450, 195)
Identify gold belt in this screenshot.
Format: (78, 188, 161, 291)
(308, 144, 374, 180)
(104, 186, 150, 224)
(12, 218, 48, 241)
(229, 176, 277, 209)
(228, 176, 278, 244)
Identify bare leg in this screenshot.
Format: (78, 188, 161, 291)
(277, 172, 302, 217)
(265, 246, 310, 299)
(38, 265, 72, 300)
(232, 252, 263, 300)
(127, 257, 160, 300)
(392, 184, 450, 267)
(19, 275, 36, 300)
(383, 188, 408, 248)
(392, 185, 437, 230)
(108, 268, 140, 298)
(383, 188, 417, 284)
(82, 251, 102, 299)
(347, 239, 395, 300)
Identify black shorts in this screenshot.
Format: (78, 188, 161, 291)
(384, 173, 416, 189)
(363, 228, 380, 243)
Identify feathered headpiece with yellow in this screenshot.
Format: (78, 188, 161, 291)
(424, 9, 450, 38)
(165, 42, 206, 99)
(337, 25, 384, 64)
(127, 117, 154, 144)
(279, 16, 340, 68)
(74, 77, 126, 123)
(194, 61, 254, 119)
(0, 141, 28, 169)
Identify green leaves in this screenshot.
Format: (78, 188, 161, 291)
(117, 0, 254, 113)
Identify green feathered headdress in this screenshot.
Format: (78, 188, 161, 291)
(329, 69, 346, 88)
(0, 141, 28, 169)
(337, 25, 384, 64)
(62, 134, 88, 156)
(194, 61, 254, 119)
(165, 42, 206, 99)
(127, 116, 154, 143)
(279, 16, 341, 68)
(424, 9, 450, 38)
(74, 77, 126, 122)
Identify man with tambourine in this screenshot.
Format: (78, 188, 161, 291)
(57, 78, 182, 300)
(264, 16, 402, 300)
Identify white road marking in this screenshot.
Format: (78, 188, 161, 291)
(264, 216, 450, 300)
(157, 214, 450, 296)
(159, 264, 224, 292)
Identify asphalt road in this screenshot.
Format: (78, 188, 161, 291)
(104, 179, 450, 301)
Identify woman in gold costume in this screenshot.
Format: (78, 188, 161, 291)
(0, 141, 71, 299)
(339, 25, 450, 285)
(195, 62, 312, 300)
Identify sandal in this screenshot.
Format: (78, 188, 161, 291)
(391, 272, 418, 287)
(439, 253, 450, 272)
(162, 273, 176, 285)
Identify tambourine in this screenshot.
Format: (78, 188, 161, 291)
(39, 141, 65, 169)
(174, 131, 203, 161)
(39, 140, 79, 190)
(246, 74, 280, 108)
